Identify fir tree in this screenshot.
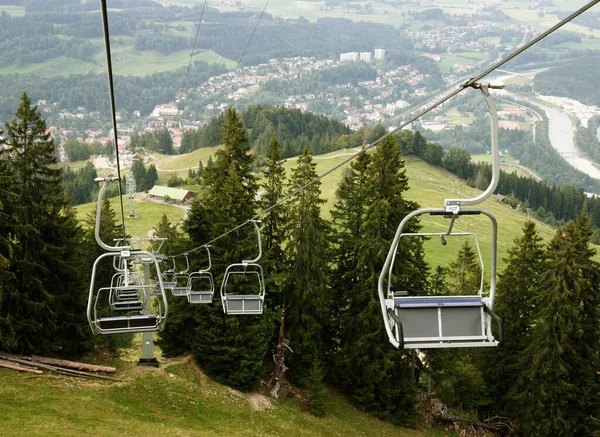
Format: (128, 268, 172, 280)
(259, 136, 288, 307)
(446, 240, 481, 295)
(173, 108, 272, 391)
(510, 214, 600, 436)
(333, 136, 423, 426)
(0, 93, 90, 355)
(285, 147, 332, 384)
(484, 220, 545, 414)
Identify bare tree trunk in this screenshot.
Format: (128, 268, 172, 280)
(270, 305, 290, 399)
(31, 355, 116, 373)
(0, 359, 42, 374)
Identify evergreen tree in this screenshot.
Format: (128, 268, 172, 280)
(446, 240, 482, 295)
(510, 214, 600, 436)
(285, 147, 332, 385)
(259, 136, 288, 304)
(153, 214, 191, 358)
(0, 93, 90, 355)
(170, 108, 272, 391)
(145, 164, 158, 190)
(484, 220, 545, 414)
(131, 160, 147, 191)
(332, 136, 423, 426)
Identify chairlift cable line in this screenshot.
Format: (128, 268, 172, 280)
(100, 0, 127, 238)
(235, 0, 270, 70)
(171, 0, 600, 258)
(180, 0, 209, 111)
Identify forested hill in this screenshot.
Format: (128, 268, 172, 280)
(179, 105, 353, 159)
(0, 61, 227, 121)
(534, 56, 600, 106)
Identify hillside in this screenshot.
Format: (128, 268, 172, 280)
(76, 147, 561, 273)
(0, 348, 450, 437)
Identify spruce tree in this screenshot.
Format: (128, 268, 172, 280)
(0, 93, 90, 355)
(332, 136, 423, 426)
(173, 108, 273, 390)
(285, 147, 332, 384)
(510, 214, 600, 436)
(446, 240, 482, 295)
(484, 220, 545, 414)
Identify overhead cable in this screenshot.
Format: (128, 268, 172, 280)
(100, 0, 127, 237)
(172, 0, 600, 258)
(180, 0, 209, 111)
(235, 0, 270, 70)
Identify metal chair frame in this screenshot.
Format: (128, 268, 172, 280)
(220, 220, 266, 315)
(187, 245, 215, 304)
(378, 83, 504, 349)
(87, 177, 169, 335)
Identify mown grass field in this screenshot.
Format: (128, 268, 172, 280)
(76, 145, 583, 277)
(76, 194, 186, 237)
(0, 347, 456, 437)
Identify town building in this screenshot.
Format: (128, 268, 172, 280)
(151, 104, 179, 118)
(340, 52, 359, 62)
(359, 52, 372, 62)
(374, 49, 385, 61)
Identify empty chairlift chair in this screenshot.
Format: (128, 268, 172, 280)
(159, 258, 177, 292)
(171, 254, 191, 297)
(220, 220, 266, 315)
(187, 245, 215, 304)
(378, 83, 504, 349)
(87, 176, 169, 335)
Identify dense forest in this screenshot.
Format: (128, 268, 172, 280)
(3, 95, 600, 436)
(534, 56, 600, 107)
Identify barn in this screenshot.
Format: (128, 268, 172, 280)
(148, 185, 194, 204)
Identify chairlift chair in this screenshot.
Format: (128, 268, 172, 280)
(87, 177, 169, 335)
(187, 245, 214, 304)
(171, 253, 190, 297)
(220, 220, 266, 315)
(378, 83, 504, 349)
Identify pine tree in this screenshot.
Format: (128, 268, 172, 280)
(332, 136, 423, 426)
(172, 108, 273, 391)
(446, 240, 482, 295)
(510, 214, 600, 436)
(285, 147, 332, 385)
(0, 93, 90, 355)
(483, 220, 545, 414)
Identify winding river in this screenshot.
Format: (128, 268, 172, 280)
(533, 100, 600, 180)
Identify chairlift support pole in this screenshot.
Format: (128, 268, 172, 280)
(139, 257, 159, 367)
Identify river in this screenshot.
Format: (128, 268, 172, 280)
(492, 71, 600, 180)
(532, 100, 600, 180)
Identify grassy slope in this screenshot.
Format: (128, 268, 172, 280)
(0, 353, 451, 437)
(76, 195, 185, 237)
(281, 149, 559, 275)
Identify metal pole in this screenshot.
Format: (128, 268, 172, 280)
(138, 261, 158, 367)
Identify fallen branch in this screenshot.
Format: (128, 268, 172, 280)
(0, 359, 43, 374)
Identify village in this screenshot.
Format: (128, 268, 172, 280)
(39, 46, 498, 160)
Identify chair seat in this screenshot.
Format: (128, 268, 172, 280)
(224, 295, 263, 314)
(112, 301, 144, 311)
(97, 314, 159, 333)
(188, 291, 213, 304)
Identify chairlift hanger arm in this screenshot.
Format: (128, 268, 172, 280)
(243, 220, 263, 264)
(94, 177, 131, 252)
(444, 83, 503, 212)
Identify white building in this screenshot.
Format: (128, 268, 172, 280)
(359, 52, 372, 62)
(340, 52, 359, 62)
(374, 49, 386, 61)
(151, 104, 179, 118)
